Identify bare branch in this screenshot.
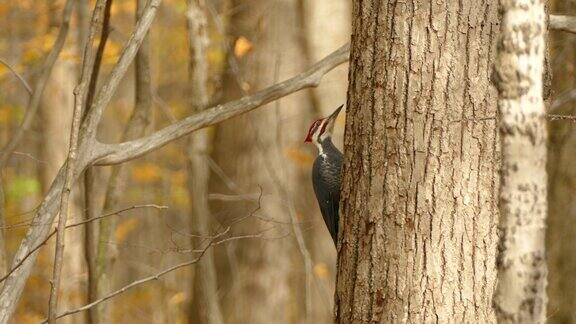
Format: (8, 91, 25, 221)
(0, 58, 33, 95)
(0, 204, 167, 285)
(94, 43, 350, 165)
(46, 227, 231, 322)
(550, 15, 576, 34)
(0, 1, 163, 320)
(85, 0, 114, 113)
(81, 0, 162, 140)
(0, 41, 347, 320)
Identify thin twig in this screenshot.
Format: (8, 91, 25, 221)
(0, 1, 164, 321)
(46, 227, 231, 322)
(0, 41, 346, 321)
(0, 58, 33, 95)
(0, 204, 167, 285)
(547, 114, 576, 121)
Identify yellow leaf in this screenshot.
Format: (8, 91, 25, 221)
(284, 147, 315, 167)
(169, 292, 188, 305)
(115, 218, 140, 243)
(131, 163, 161, 183)
(234, 36, 253, 58)
(313, 263, 330, 279)
(0, 105, 12, 125)
(0, 65, 7, 79)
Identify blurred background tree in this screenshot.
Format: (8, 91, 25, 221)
(2, 0, 576, 323)
(548, 1, 576, 323)
(0, 0, 349, 322)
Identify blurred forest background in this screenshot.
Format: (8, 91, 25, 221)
(1, 0, 576, 323)
(0, 0, 349, 323)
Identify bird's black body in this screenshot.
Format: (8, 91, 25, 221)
(312, 138, 342, 245)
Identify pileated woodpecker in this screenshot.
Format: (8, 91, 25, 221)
(305, 105, 343, 245)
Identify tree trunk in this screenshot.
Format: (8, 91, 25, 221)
(547, 1, 576, 323)
(209, 0, 315, 322)
(335, 1, 500, 322)
(186, 1, 224, 323)
(39, 57, 86, 324)
(94, 0, 153, 321)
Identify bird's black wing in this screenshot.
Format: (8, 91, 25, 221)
(312, 155, 342, 245)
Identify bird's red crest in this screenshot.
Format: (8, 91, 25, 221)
(305, 120, 323, 143)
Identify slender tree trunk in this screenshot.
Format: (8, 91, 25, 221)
(547, 1, 576, 323)
(40, 3, 86, 322)
(185, 1, 224, 323)
(94, 0, 153, 321)
(335, 0, 500, 322)
(492, 0, 548, 322)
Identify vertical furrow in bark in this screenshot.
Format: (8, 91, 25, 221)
(336, 0, 500, 322)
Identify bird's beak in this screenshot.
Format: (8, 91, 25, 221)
(327, 105, 343, 123)
(304, 133, 312, 143)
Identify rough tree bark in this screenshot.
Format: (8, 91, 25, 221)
(492, 0, 548, 322)
(335, 0, 500, 322)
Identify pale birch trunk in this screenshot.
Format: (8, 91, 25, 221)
(492, 0, 548, 322)
(336, 0, 500, 322)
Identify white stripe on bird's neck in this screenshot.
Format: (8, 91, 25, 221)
(315, 140, 326, 157)
(314, 118, 333, 158)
